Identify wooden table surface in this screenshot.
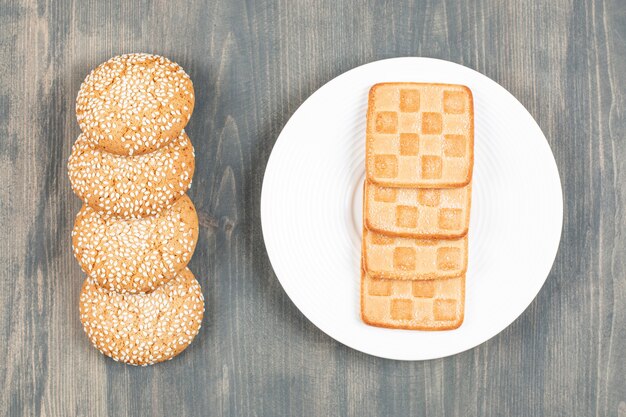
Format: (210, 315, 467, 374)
(2, 0, 625, 416)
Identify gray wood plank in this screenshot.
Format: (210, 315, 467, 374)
(1, 0, 625, 416)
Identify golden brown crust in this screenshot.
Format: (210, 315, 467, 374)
(67, 130, 195, 219)
(79, 268, 204, 366)
(76, 53, 194, 156)
(72, 194, 199, 294)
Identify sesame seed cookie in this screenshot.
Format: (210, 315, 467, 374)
(72, 194, 199, 294)
(68, 130, 194, 219)
(76, 53, 194, 156)
(79, 267, 204, 366)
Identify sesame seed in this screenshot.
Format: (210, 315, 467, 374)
(79, 268, 204, 366)
(72, 196, 197, 295)
(72, 195, 198, 294)
(68, 130, 195, 219)
(72, 53, 202, 367)
(75, 53, 194, 156)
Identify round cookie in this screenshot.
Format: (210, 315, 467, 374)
(68, 130, 194, 219)
(76, 53, 194, 156)
(79, 268, 204, 366)
(72, 194, 199, 294)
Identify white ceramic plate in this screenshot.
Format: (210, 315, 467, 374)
(261, 58, 563, 360)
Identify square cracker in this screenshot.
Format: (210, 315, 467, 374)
(361, 269, 465, 330)
(364, 180, 472, 239)
(363, 229, 468, 280)
(366, 82, 473, 188)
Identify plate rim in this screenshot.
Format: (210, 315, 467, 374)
(261, 57, 564, 361)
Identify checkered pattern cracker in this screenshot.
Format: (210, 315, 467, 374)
(366, 83, 473, 188)
(363, 229, 467, 280)
(360, 82, 474, 331)
(364, 181, 471, 239)
(361, 270, 465, 330)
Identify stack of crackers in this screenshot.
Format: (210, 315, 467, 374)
(68, 54, 204, 365)
(361, 82, 474, 330)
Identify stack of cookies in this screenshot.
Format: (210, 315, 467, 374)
(361, 82, 474, 330)
(68, 53, 204, 365)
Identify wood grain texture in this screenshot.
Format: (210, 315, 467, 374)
(1, 0, 625, 415)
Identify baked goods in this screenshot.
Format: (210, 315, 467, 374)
(361, 270, 464, 330)
(70, 54, 202, 365)
(366, 83, 473, 188)
(72, 194, 198, 294)
(363, 229, 467, 280)
(361, 82, 474, 331)
(79, 268, 204, 365)
(364, 181, 471, 239)
(76, 53, 194, 156)
(68, 130, 194, 219)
